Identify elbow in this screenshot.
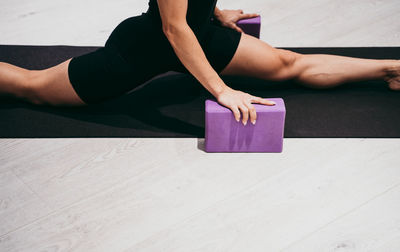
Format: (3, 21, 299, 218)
(162, 22, 187, 39)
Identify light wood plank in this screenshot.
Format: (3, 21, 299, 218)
(125, 139, 400, 251)
(283, 185, 400, 251)
(0, 139, 399, 251)
(0, 171, 52, 236)
(0, 138, 305, 251)
(0, 139, 77, 174)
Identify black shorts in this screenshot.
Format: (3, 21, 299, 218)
(68, 13, 242, 104)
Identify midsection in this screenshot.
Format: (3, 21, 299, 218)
(104, 0, 219, 73)
(146, 0, 217, 38)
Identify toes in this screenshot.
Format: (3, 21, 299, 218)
(388, 78, 400, 91)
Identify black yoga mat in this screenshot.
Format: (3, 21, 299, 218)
(0, 44, 399, 138)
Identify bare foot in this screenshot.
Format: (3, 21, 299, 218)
(384, 61, 400, 91)
(387, 77, 400, 91)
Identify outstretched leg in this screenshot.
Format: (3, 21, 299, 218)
(220, 33, 400, 90)
(0, 59, 87, 106)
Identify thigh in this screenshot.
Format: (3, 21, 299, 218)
(67, 45, 163, 105)
(31, 58, 87, 106)
(167, 23, 243, 74)
(219, 33, 301, 80)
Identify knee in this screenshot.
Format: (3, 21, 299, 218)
(272, 49, 303, 80)
(278, 49, 301, 66)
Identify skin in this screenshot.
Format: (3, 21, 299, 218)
(158, 0, 400, 125)
(213, 7, 255, 34)
(0, 0, 400, 126)
(159, 0, 276, 126)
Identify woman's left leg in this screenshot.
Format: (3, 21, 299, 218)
(219, 33, 400, 90)
(0, 59, 87, 106)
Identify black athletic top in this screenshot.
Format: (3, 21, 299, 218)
(145, 0, 218, 36)
(67, 0, 242, 104)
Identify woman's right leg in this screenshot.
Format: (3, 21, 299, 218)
(0, 59, 87, 106)
(219, 33, 400, 90)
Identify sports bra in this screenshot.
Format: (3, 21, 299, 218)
(145, 0, 218, 35)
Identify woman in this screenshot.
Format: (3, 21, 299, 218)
(0, 0, 399, 126)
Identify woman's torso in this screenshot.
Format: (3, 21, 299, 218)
(146, 0, 218, 34)
(105, 0, 218, 73)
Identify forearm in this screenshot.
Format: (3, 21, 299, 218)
(165, 24, 227, 98)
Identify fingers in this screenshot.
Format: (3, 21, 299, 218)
(229, 23, 243, 33)
(222, 90, 275, 125)
(251, 96, 276, 106)
(237, 97, 276, 125)
(232, 106, 241, 123)
(240, 13, 260, 19)
(237, 102, 256, 125)
(234, 24, 243, 33)
(244, 100, 257, 125)
(238, 104, 249, 125)
(232, 12, 259, 33)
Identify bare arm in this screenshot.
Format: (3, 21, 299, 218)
(157, 0, 227, 98)
(158, 0, 274, 125)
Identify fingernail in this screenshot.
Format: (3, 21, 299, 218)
(243, 121, 247, 126)
(270, 102, 276, 105)
(252, 120, 256, 125)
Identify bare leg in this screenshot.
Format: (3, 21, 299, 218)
(0, 62, 31, 99)
(0, 59, 87, 106)
(292, 54, 400, 90)
(220, 33, 400, 90)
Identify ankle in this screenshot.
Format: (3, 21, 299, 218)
(383, 60, 400, 81)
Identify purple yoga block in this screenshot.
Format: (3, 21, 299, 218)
(205, 98, 286, 153)
(236, 16, 261, 38)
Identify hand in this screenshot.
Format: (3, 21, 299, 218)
(214, 9, 259, 33)
(216, 86, 276, 125)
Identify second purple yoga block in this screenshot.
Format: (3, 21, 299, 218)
(236, 16, 261, 38)
(205, 98, 286, 153)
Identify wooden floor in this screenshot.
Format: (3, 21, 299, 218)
(1, 0, 400, 251)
